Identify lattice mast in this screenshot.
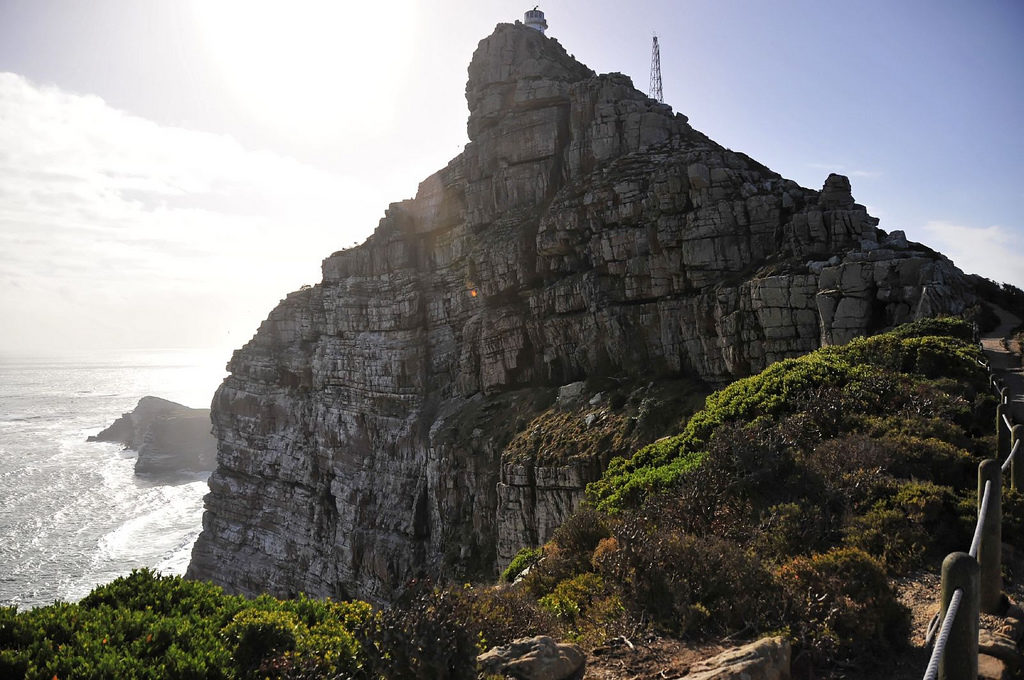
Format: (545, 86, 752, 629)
(649, 35, 663, 102)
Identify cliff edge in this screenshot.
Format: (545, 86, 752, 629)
(187, 23, 973, 603)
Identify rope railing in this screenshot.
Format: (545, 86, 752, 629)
(923, 588, 963, 680)
(1002, 439, 1020, 473)
(968, 480, 992, 560)
(923, 331, 1016, 680)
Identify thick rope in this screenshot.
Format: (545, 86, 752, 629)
(922, 588, 964, 680)
(969, 480, 992, 559)
(1003, 439, 1020, 473)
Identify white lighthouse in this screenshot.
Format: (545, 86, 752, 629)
(524, 6, 548, 34)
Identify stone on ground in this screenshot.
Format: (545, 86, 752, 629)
(477, 635, 585, 680)
(685, 636, 790, 680)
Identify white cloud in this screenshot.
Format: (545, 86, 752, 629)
(919, 221, 1024, 290)
(0, 73, 391, 355)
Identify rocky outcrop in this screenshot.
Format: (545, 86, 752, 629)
(90, 396, 216, 475)
(187, 23, 975, 603)
(477, 636, 585, 680)
(686, 637, 791, 680)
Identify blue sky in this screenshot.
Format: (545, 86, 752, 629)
(0, 0, 1020, 354)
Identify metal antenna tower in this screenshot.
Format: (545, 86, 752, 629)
(649, 34, 663, 102)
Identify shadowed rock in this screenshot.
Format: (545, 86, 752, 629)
(477, 636, 585, 680)
(90, 396, 216, 475)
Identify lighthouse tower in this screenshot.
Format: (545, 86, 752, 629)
(524, 6, 548, 34)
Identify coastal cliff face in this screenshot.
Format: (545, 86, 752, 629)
(187, 24, 973, 603)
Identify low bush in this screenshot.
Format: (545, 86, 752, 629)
(550, 507, 611, 560)
(754, 502, 828, 563)
(222, 608, 301, 673)
(843, 506, 927, 573)
(843, 481, 964, 573)
(588, 319, 986, 514)
(777, 547, 909, 667)
(537, 573, 604, 624)
(355, 581, 478, 680)
(602, 526, 778, 637)
(500, 546, 542, 584)
(451, 585, 557, 650)
(0, 570, 372, 680)
(1004, 486, 1024, 540)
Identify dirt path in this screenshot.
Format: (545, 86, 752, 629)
(979, 306, 1024, 422)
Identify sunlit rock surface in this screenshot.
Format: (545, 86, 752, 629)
(187, 23, 973, 603)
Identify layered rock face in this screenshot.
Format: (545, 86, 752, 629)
(187, 24, 973, 602)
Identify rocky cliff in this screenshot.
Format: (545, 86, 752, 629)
(187, 23, 974, 603)
(90, 396, 217, 475)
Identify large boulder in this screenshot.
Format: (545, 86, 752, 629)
(477, 636, 585, 680)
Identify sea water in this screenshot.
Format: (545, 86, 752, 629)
(0, 349, 229, 609)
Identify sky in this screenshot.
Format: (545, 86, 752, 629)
(0, 0, 1021, 357)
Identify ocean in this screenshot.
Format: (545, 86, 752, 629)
(0, 349, 229, 610)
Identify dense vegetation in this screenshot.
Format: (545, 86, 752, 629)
(0, 569, 552, 679)
(967, 275, 1024, 332)
(503, 317, 1003, 674)
(0, 571, 373, 679)
(1, 317, 1011, 678)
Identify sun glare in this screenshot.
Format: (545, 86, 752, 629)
(189, 0, 417, 145)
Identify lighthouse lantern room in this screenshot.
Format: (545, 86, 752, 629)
(524, 6, 548, 34)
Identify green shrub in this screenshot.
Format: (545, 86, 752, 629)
(1003, 486, 1024, 540)
(843, 507, 926, 573)
(81, 568, 238, 621)
(777, 547, 909, 667)
(222, 608, 302, 672)
(519, 545, 582, 600)
(587, 320, 986, 514)
(538, 573, 604, 623)
(0, 571, 372, 680)
(355, 582, 478, 680)
(844, 481, 966, 573)
(451, 585, 558, 650)
(500, 547, 542, 584)
(550, 507, 611, 559)
(604, 528, 778, 637)
(754, 502, 828, 563)
(514, 508, 613, 599)
(289, 617, 366, 679)
(884, 316, 975, 342)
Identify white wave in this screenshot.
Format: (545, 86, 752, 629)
(0, 351, 221, 608)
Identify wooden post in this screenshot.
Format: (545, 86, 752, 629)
(997, 403, 1010, 460)
(939, 552, 979, 680)
(978, 460, 1003, 614)
(1013, 425, 1024, 491)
